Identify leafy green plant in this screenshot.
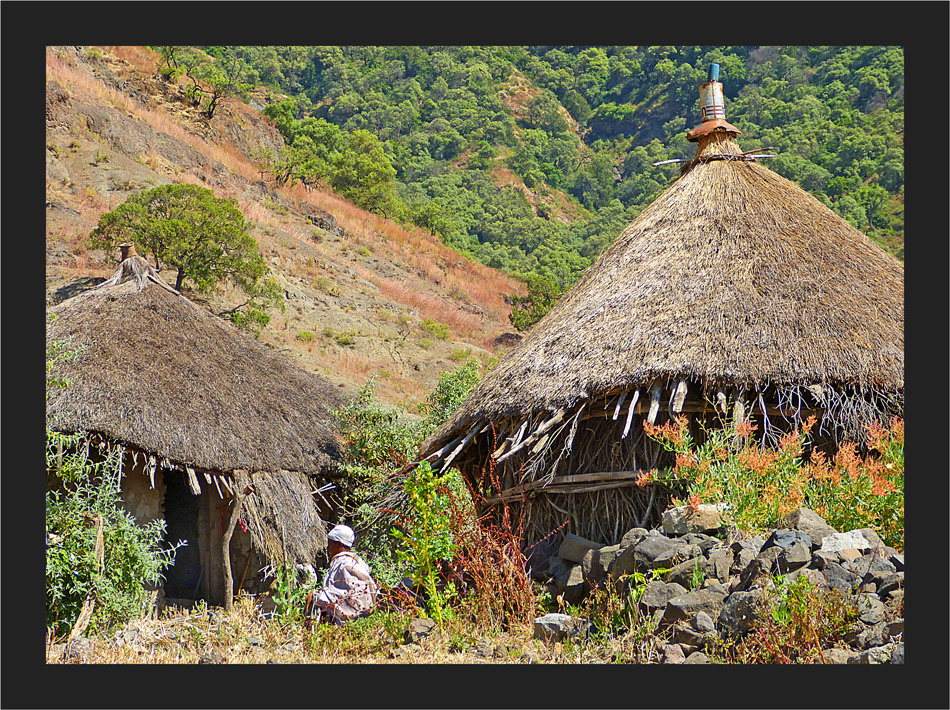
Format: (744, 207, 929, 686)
(392, 461, 458, 628)
(266, 563, 314, 626)
(46, 434, 182, 637)
(643, 414, 905, 549)
(296, 330, 316, 343)
(421, 318, 450, 340)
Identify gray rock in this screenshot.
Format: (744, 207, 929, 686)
(856, 622, 887, 650)
(693, 611, 716, 634)
(855, 594, 886, 625)
(877, 572, 904, 598)
(890, 642, 904, 664)
(652, 543, 703, 571)
(405, 617, 439, 644)
(639, 580, 688, 611)
(717, 590, 760, 637)
(582, 544, 621, 588)
(889, 552, 904, 572)
(738, 545, 782, 589)
(809, 550, 838, 569)
(822, 647, 858, 664)
(705, 548, 734, 582)
(684, 651, 711, 664)
(619, 527, 649, 549)
(665, 586, 729, 623)
(762, 528, 813, 553)
(776, 508, 839, 549)
(533, 613, 591, 642)
(662, 504, 725, 536)
(664, 556, 707, 588)
(783, 566, 827, 590)
(885, 620, 904, 639)
(559, 533, 602, 564)
(850, 642, 896, 664)
(837, 548, 864, 563)
(820, 530, 873, 553)
(821, 561, 860, 594)
(662, 643, 686, 664)
(855, 527, 884, 550)
(558, 563, 587, 605)
(672, 623, 707, 648)
(777, 541, 812, 573)
(682, 532, 722, 553)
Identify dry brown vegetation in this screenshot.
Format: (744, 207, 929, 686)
(45, 45, 527, 406)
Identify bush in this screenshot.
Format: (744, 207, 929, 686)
(421, 318, 450, 340)
(46, 431, 182, 637)
(643, 415, 905, 549)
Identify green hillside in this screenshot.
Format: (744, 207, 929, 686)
(175, 45, 904, 292)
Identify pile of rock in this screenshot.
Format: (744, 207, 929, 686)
(532, 506, 904, 664)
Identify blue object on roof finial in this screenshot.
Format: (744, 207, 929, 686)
(708, 63, 720, 82)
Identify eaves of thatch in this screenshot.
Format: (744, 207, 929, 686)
(46, 256, 348, 563)
(47, 256, 346, 478)
(422, 133, 904, 461)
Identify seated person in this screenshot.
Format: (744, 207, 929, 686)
(305, 525, 378, 626)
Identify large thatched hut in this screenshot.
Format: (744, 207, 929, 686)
(46, 248, 347, 607)
(418, 66, 904, 547)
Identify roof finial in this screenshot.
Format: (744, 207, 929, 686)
(687, 63, 742, 142)
(119, 242, 138, 261)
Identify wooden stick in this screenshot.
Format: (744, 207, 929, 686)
(496, 409, 565, 463)
(612, 389, 628, 420)
(622, 389, 640, 439)
(68, 514, 105, 642)
(222, 491, 247, 612)
(671, 379, 688, 414)
(647, 384, 662, 425)
(441, 421, 485, 471)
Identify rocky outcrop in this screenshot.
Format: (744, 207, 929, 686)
(534, 507, 904, 663)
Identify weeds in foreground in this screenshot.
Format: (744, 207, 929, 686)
(708, 574, 859, 664)
(644, 415, 904, 550)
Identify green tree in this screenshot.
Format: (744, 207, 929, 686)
(508, 274, 564, 331)
(182, 48, 253, 119)
(88, 185, 283, 334)
(330, 129, 402, 217)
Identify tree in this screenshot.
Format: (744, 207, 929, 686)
(181, 48, 253, 119)
(508, 274, 564, 331)
(88, 185, 283, 334)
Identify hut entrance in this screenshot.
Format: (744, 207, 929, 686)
(163, 471, 203, 604)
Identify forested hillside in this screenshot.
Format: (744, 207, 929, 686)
(185, 45, 903, 296)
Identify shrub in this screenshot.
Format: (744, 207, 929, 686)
(296, 330, 316, 343)
(421, 318, 450, 340)
(643, 414, 905, 549)
(46, 431, 182, 637)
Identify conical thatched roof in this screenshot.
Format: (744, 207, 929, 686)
(424, 131, 904, 456)
(46, 255, 346, 478)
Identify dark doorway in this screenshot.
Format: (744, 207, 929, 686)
(163, 471, 203, 600)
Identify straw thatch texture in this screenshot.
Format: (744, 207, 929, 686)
(234, 469, 329, 565)
(424, 134, 903, 456)
(46, 257, 346, 477)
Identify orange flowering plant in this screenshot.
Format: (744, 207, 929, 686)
(644, 415, 904, 551)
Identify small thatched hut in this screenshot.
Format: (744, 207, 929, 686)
(418, 66, 904, 547)
(46, 247, 347, 607)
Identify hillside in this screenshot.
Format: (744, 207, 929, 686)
(45, 45, 527, 409)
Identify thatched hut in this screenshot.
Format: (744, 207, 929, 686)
(46, 247, 347, 607)
(418, 66, 904, 547)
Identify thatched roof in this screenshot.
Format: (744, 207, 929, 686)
(46, 255, 346, 478)
(423, 132, 904, 456)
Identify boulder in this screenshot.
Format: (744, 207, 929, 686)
(855, 594, 886, 625)
(405, 617, 438, 644)
(820, 530, 873, 554)
(717, 590, 761, 637)
(821, 561, 860, 594)
(619, 527, 649, 549)
(776, 508, 838, 549)
(652, 544, 703, 571)
(582, 544, 621, 588)
(684, 651, 711, 664)
(661, 504, 725, 536)
(665, 586, 729, 623)
(705, 548, 734, 582)
(662, 643, 686, 664)
(559, 533, 602, 564)
(665, 556, 707, 588)
(533, 613, 591, 642)
(639, 581, 688, 612)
